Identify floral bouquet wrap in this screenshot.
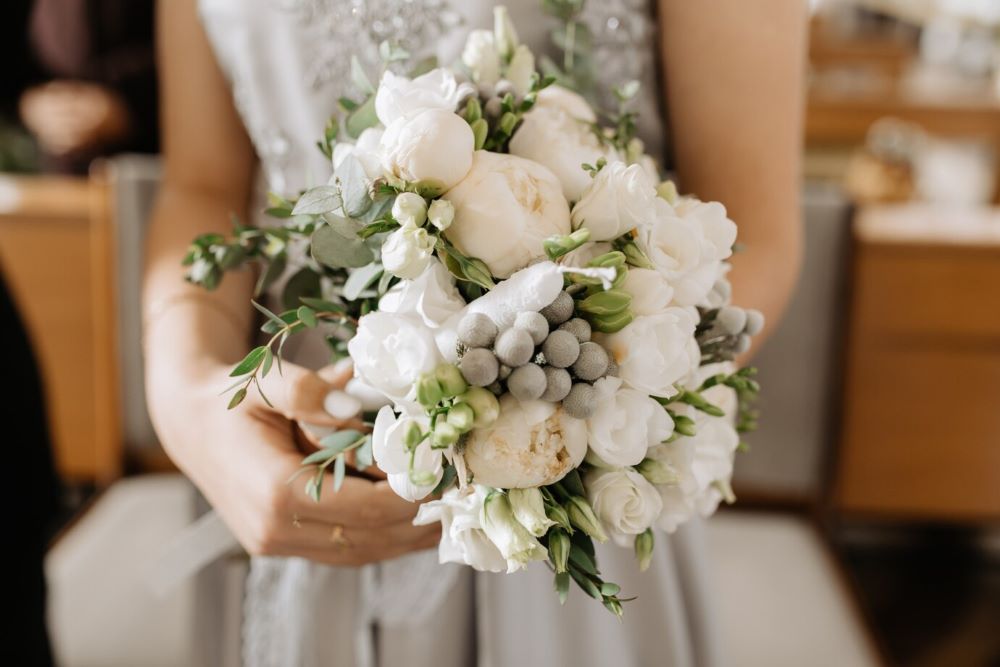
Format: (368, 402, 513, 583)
(185, 3, 762, 615)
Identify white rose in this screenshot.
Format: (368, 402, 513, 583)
(347, 312, 442, 401)
(464, 396, 588, 488)
(375, 68, 469, 126)
(587, 376, 674, 467)
(442, 151, 571, 278)
(372, 407, 442, 501)
(391, 192, 428, 227)
(462, 30, 502, 87)
(414, 485, 507, 572)
(427, 199, 454, 231)
(584, 468, 663, 547)
(379, 258, 466, 328)
(570, 161, 657, 241)
(620, 267, 674, 316)
(380, 108, 475, 192)
(381, 223, 435, 279)
(507, 487, 555, 537)
(636, 199, 712, 306)
(600, 308, 699, 397)
(480, 491, 548, 572)
(509, 86, 616, 202)
(332, 127, 384, 179)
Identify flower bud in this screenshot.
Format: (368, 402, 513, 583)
(545, 502, 572, 532)
(619, 239, 654, 270)
(635, 528, 654, 572)
(382, 224, 435, 279)
(548, 529, 571, 574)
(457, 386, 501, 427)
(656, 179, 679, 204)
(493, 6, 519, 60)
(404, 420, 424, 450)
(481, 491, 549, 572)
(416, 373, 444, 408)
(543, 228, 591, 260)
(392, 192, 428, 227)
(446, 403, 475, 433)
(432, 421, 460, 448)
(635, 458, 678, 485)
(577, 289, 631, 317)
(427, 199, 455, 231)
(508, 488, 555, 537)
(435, 363, 468, 397)
(566, 496, 608, 543)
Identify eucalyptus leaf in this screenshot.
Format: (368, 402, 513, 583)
(230, 346, 268, 377)
(299, 297, 346, 314)
(318, 429, 364, 455)
(333, 455, 347, 492)
(334, 154, 373, 217)
(311, 224, 374, 269)
(251, 300, 285, 328)
(345, 95, 378, 139)
(343, 264, 384, 301)
(292, 185, 341, 215)
(301, 446, 339, 466)
(227, 387, 247, 410)
(281, 267, 322, 310)
(260, 347, 274, 377)
(350, 56, 375, 95)
(297, 305, 317, 328)
(354, 435, 374, 470)
(254, 253, 287, 296)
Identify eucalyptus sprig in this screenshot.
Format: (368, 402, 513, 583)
(294, 429, 374, 502)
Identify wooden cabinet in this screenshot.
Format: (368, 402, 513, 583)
(833, 204, 1000, 520)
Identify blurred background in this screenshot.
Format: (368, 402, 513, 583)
(2, 0, 998, 665)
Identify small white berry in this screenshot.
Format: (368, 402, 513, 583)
(562, 383, 597, 419)
(507, 364, 547, 401)
(540, 291, 574, 325)
(541, 367, 572, 402)
(495, 327, 535, 367)
(542, 329, 581, 369)
(514, 311, 549, 346)
(460, 348, 499, 387)
(572, 342, 609, 381)
(558, 318, 591, 343)
(458, 312, 498, 348)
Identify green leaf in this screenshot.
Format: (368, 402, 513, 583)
(555, 572, 570, 605)
(570, 568, 602, 600)
(333, 455, 347, 492)
(292, 186, 341, 215)
(230, 346, 268, 377)
(318, 429, 364, 455)
(354, 435, 374, 470)
(260, 347, 274, 377)
(431, 464, 458, 495)
(600, 582, 621, 597)
(304, 473, 323, 503)
(300, 297, 346, 314)
(297, 305, 317, 328)
(351, 57, 375, 94)
(251, 300, 285, 328)
(569, 544, 598, 575)
(561, 469, 586, 497)
(311, 224, 375, 269)
(254, 254, 287, 296)
(358, 218, 400, 239)
(379, 40, 411, 63)
(345, 95, 378, 139)
(301, 446, 340, 465)
(343, 264, 384, 301)
(227, 386, 248, 410)
(334, 154, 373, 218)
(281, 267, 322, 311)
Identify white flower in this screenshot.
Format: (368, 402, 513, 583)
(636, 154, 660, 184)
(332, 127, 384, 180)
(600, 308, 699, 397)
(372, 407, 442, 501)
(463, 396, 588, 488)
(507, 488, 555, 537)
(480, 491, 548, 572)
(462, 30, 502, 87)
(559, 241, 613, 268)
(584, 468, 663, 547)
(391, 192, 428, 227)
(381, 223, 435, 279)
(442, 151, 571, 278)
(506, 45, 535, 95)
(427, 199, 454, 231)
(509, 86, 616, 202)
(347, 312, 442, 401)
(380, 108, 475, 192)
(674, 198, 737, 263)
(493, 6, 519, 60)
(414, 485, 507, 572)
(374, 68, 469, 126)
(587, 376, 674, 467)
(620, 267, 674, 316)
(379, 258, 465, 328)
(570, 161, 657, 241)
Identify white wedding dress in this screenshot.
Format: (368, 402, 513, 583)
(198, 1, 723, 665)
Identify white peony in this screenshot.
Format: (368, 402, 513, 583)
(509, 86, 617, 202)
(380, 108, 475, 192)
(480, 491, 549, 572)
(600, 308, 700, 397)
(380, 223, 435, 279)
(332, 127, 384, 180)
(619, 267, 674, 316)
(372, 406, 442, 501)
(462, 30, 502, 87)
(584, 468, 663, 547)
(414, 485, 507, 572)
(463, 396, 588, 488)
(442, 151, 571, 278)
(586, 376, 674, 467)
(347, 312, 442, 401)
(379, 258, 465, 328)
(570, 161, 657, 241)
(374, 68, 470, 126)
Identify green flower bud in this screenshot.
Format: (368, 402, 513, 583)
(457, 386, 500, 427)
(636, 458, 678, 485)
(435, 363, 468, 398)
(619, 239, 654, 269)
(446, 403, 476, 433)
(591, 309, 633, 334)
(404, 421, 424, 450)
(566, 496, 608, 543)
(410, 469, 438, 487)
(586, 251, 627, 270)
(656, 179, 679, 204)
(548, 529, 571, 574)
(672, 413, 697, 437)
(543, 228, 591, 260)
(545, 502, 572, 532)
(635, 528, 655, 572)
(577, 290, 631, 317)
(415, 373, 444, 409)
(432, 422, 460, 448)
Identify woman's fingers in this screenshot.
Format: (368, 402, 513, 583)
(253, 361, 361, 427)
(281, 514, 441, 553)
(288, 527, 442, 567)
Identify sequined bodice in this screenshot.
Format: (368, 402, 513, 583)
(199, 0, 662, 196)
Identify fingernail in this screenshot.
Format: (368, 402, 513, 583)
(324, 390, 362, 420)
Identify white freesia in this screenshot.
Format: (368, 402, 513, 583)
(587, 376, 674, 467)
(381, 223, 435, 279)
(584, 468, 663, 547)
(506, 45, 535, 95)
(427, 199, 454, 231)
(414, 485, 506, 572)
(347, 312, 441, 401)
(464, 396, 588, 488)
(442, 151, 571, 278)
(480, 491, 548, 572)
(620, 267, 674, 316)
(374, 68, 469, 126)
(570, 161, 657, 241)
(507, 487, 555, 537)
(332, 127, 383, 179)
(600, 308, 700, 397)
(462, 30, 502, 87)
(509, 86, 617, 202)
(372, 406, 442, 501)
(391, 192, 427, 227)
(674, 197, 737, 263)
(493, 6, 519, 59)
(379, 258, 465, 328)
(380, 108, 475, 192)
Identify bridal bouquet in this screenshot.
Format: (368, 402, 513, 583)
(185, 4, 762, 615)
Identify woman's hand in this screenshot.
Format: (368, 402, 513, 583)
(147, 358, 440, 567)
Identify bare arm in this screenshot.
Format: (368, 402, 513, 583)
(658, 0, 807, 350)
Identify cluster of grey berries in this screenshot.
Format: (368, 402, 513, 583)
(698, 304, 766, 362)
(456, 291, 615, 420)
